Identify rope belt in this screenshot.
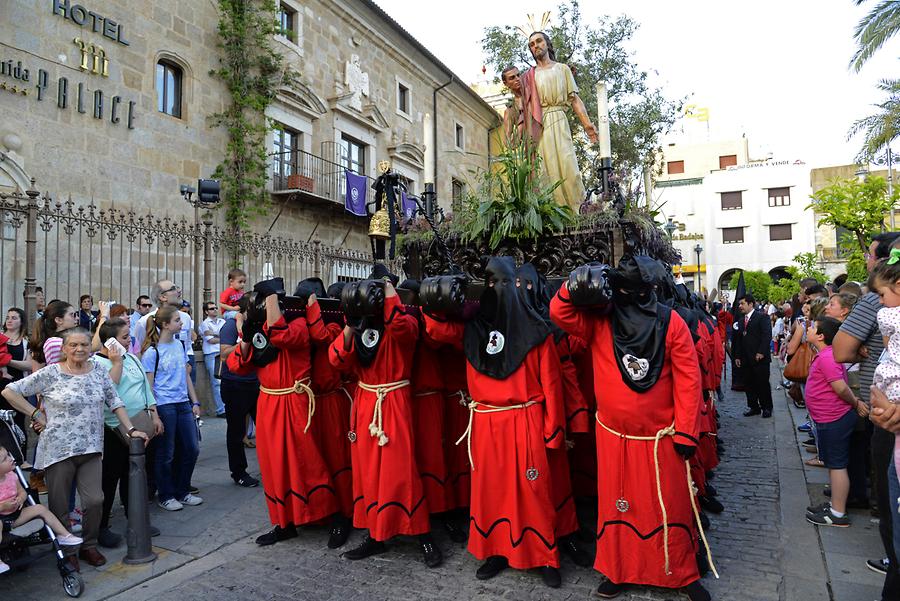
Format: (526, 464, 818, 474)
(595, 415, 718, 579)
(456, 400, 538, 471)
(357, 380, 410, 447)
(259, 378, 316, 433)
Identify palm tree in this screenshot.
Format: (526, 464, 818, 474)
(848, 77, 900, 160)
(851, 0, 900, 72)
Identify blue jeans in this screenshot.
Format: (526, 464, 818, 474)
(204, 353, 224, 415)
(890, 452, 900, 562)
(187, 355, 197, 385)
(155, 402, 200, 503)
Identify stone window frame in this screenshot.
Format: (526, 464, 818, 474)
(395, 75, 412, 123)
(154, 51, 193, 122)
(274, 0, 304, 58)
(454, 121, 465, 152)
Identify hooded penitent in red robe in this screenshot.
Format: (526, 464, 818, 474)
(328, 294, 430, 540)
(228, 315, 339, 528)
(551, 272, 703, 589)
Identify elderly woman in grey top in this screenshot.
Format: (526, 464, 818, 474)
(1, 327, 148, 568)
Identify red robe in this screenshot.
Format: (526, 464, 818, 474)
(430, 330, 471, 511)
(306, 301, 354, 517)
(228, 315, 338, 528)
(328, 295, 430, 540)
(411, 330, 449, 514)
(428, 318, 567, 570)
(551, 285, 703, 588)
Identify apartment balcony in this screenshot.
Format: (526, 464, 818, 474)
(269, 149, 371, 208)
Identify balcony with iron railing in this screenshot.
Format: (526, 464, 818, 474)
(269, 149, 373, 206)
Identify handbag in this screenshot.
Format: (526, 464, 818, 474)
(113, 354, 157, 445)
(783, 342, 813, 383)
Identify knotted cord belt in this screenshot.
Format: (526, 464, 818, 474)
(259, 378, 316, 433)
(357, 380, 410, 446)
(456, 400, 538, 471)
(596, 415, 718, 579)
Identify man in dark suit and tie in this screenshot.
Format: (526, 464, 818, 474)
(734, 294, 773, 418)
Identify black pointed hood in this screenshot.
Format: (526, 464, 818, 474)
(609, 255, 672, 393)
(464, 257, 550, 379)
(517, 263, 565, 342)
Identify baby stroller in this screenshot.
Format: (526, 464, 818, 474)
(0, 409, 84, 597)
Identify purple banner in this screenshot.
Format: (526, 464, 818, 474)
(344, 170, 367, 217)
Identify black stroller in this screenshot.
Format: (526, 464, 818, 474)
(0, 409, 84, 597)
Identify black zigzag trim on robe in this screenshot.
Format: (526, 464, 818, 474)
(674, 431, 699, 445)
(384, 304, 406, 325)
(468, 516, 557, 550)
(544, 426, 564, 445)
(264, 483, 338, 506)
(353, 495, 428, 518)
(331, 467, 351, 480)
(448, 470, 471, 485)
(555, 493, 573, 513)
(566, 408, 589, 425)
(596, 520, 693, 542)
(420, 472, 447, 485)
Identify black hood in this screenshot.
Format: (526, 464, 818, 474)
(517, 263, 565, 343)
(295, 277, 327, 301)
(463, 257, 550, 379)
(371, 263, 399, 286)
(327, 282, 346, 300)
(609, 255, 671, 393)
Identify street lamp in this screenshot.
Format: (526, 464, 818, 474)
(664, 218, 677, 238)
(694, 243, 703, 293)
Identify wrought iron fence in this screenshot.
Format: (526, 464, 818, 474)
(0, 181, 381, 321)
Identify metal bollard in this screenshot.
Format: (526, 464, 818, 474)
(123, 436, 157, 565)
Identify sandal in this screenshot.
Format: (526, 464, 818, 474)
(805, 457, 825, 468)
(243, 437, 256, 448)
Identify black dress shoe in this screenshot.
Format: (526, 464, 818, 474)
(98, 527, 123, 548)
(419, 534, 443, 568)
(150, 525, 161, 537)
(343, 535, 386, 560)
(698, 511, 710, 530)
(684, 580, 711, 601)
(699, 495, 724, 514)
(476, 556, 509, 580)
(559, 534, 592, 567)
(743, 408, 761, 417)
(539, 566, 561, 588)
(705, 484, 717, 497)
(596, 579, 625, 598)
(234, 474, 260, 488)
(762, 409, 773, 418)
(327, 515, 351, 549)
(443, 518, 468, 543)
(255, 524, 298, 546)
(705, 470, 714, 481)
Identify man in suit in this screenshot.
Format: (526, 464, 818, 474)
(734, 294, 773, 418)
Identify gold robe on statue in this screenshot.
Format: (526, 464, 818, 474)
(534, 63, 585, 211)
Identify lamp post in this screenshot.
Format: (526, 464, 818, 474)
(694, 243, 703, 293)
(665, 218, 677, 239)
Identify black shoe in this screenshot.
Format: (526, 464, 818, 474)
(684, 580, 711, 601)
(705, 470, 714, 481)
(559, 534, 592, 567)
(802, 437, 816, 446)
(596, 579, 625, 598)
(475, 556, 508, 580)
(98, 528, 123, 548)
(328, 515, 351, 549)
(698, 511, 710, 530)
(234, 474, 260, 488)
(256, 524, 298, 546)
(343, 535, 386, 560)
(705, 484, 717, 497)
(743, 408, 761, 417)
(189, 484, 200, 495)
(443, 518, 468, 543)
(697, 548, 710, 577)
(806, 501, 830, 515)
(867, 557, 890, 575)
(540, 566, 561, 588)
(419, 534, 443, 568)
(762, 409, 772, 418)
(699, 495, 724, 514)
(150, 524, 161, 537)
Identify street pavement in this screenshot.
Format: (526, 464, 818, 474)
(0, 364, 888, 601)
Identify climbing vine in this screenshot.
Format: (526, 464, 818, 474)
(210, 0, 289, 235)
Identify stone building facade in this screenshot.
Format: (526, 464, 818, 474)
(0, 0, 498, 254)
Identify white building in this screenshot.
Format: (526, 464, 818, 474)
(655, 139, 817, 294)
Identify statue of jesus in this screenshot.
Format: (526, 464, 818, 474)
(519, 32, 598, 211)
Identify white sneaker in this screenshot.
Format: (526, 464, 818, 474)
(158, 498, 184, 511)
(57, 533, 83, 546)
(179, 493, 203, 506)
(0, 560, 9, 574)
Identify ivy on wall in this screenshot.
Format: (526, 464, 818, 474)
(210, 0, 291, 235)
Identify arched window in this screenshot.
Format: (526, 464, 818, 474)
(156, 60, 182, 118)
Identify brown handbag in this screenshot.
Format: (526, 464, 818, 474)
(783, 343, 814, 383)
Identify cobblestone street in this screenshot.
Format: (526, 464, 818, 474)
(4, 366, 886, 600)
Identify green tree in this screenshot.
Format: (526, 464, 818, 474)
(792, 252, 828, 284)
(768, 277, 800, 305)
(848, 78, 900, 162)
(807, 175, 895, 252)
(729, 270, 772, 302)
(851, 0, 900, 72)
(481, 2, 682, 198)
(845, 249, 869, 282)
